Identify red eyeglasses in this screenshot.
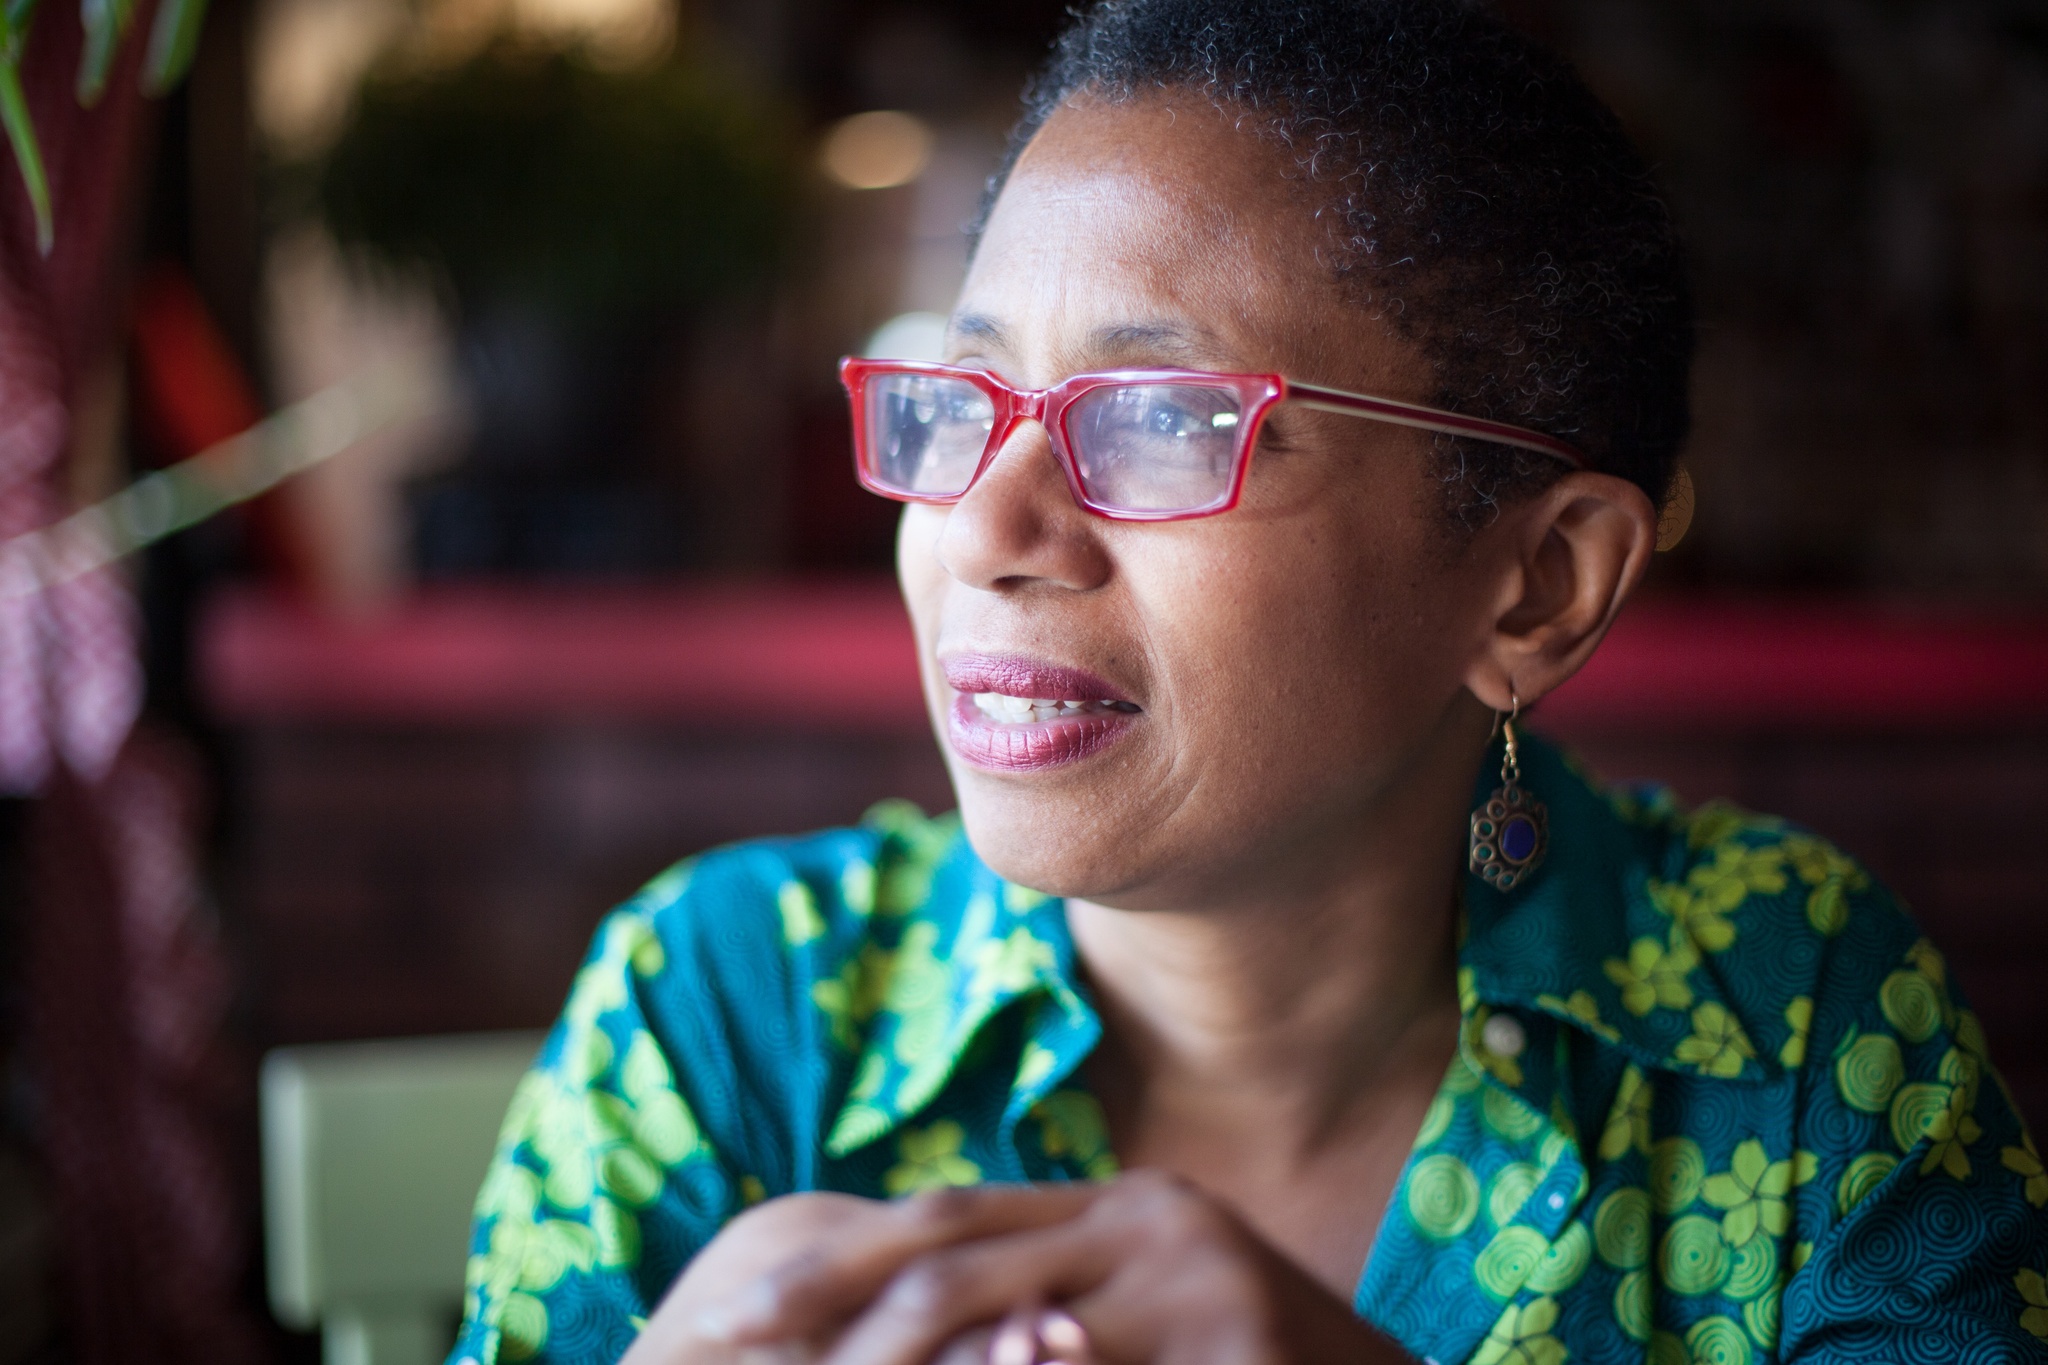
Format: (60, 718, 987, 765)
(839, 357, 1590, 522)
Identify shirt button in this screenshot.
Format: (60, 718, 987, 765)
(1482, 1013, 1527, 1059)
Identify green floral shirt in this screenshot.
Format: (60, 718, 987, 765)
(450, 736, 2048, 1364)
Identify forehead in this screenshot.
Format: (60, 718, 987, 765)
(959, 96, 1373, 378)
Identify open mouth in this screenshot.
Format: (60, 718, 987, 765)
(967, 693, 1143, 724)
(942, 656, 1144, 772)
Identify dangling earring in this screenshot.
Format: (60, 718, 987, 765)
(1468, 690, 1548, 891)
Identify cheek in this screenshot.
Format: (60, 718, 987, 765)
(895, 505, 945, 636)
(1141, 517, 1460, 796)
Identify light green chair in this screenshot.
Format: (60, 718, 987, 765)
(262, 1032, 546, 1365)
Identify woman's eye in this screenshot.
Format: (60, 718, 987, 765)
(1145, 402, 1203, 435)
(1105, 392, 1231, 438)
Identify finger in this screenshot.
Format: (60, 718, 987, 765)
(1035, 1309, 1096, 1365)
(706, 1184, 1102, 1345)
(932, 1326, 995, 1365)
(737, 1348, 823, 1365)
(989, 1304, 1042, 1365)
(628, 1195, 891, 1365)
(821, 1216, 1122, 1365)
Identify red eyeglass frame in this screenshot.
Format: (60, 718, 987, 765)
(838, 356, 1590, 522)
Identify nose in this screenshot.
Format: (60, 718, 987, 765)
(933, 417, 1112, 593)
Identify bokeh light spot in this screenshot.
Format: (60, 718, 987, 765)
(821, 111, 935, 190)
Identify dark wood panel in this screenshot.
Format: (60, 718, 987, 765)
(225, 724, 954, 1043)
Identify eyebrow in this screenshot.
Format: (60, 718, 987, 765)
(951, 312, 1008, 345)
(947, 313, 1227, 366)
(1089, 321, 1218, 361)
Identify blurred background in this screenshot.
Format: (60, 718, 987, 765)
(0, 0, 2045, 1360)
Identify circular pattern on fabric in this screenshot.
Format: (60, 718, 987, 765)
(1914, 1173, 1996, 1262)
(1801, 1083, 1869, 1157)
(1650, 1136, 1707, 1213)
(1742, 1286, 1782, 1351)
(1806, 879, 1849, 937)
(1595, 1187, 1653, 1269)
(541, 1141, 596, 1210)
(591, 1195, 641, 1269)
(1407, 1153, 1481, 1240)
(1660, 1214, 1731, 1296)
(1483, 1084, 1545, 1140)
(568, 1027, 614, 1087)
(1527, 1221, 1592, 1294)
(1488, 904, 1556, 962)
(1835, 1034, 1905, 1113)
(1889, 1081, 1951, 1153)
(1614, 1267, 1653, 1341)
(511, 1222, 580, 1294)
(539, 1276, 642, 1365)
(499, 1291, 549, 1361)
(675, 1154, 733, 1221)
(1686, 1314, 1753, 1365)
(1415, 1094, 1453, 1150)
(599, 1146, 663, 1208)
(1725, 1234, 1778, 1300)
(1475, 1225, 1550, 1299)
(1955, 1010, 1989, 1063)
(631, 1090, 698, 1165)
(1836, 1151, 1898, 1215)
(1879, 970, 1944, 1044)
(1648, 1330, 1688, 1365)
(1488, 1161, 1544, 1229)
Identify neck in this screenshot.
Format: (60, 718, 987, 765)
(1067, 713, 1482, 1167)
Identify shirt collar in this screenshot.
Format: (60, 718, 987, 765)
(823, 843, 1095, 1158)
(826, 733, 1778, 1157)
(1459, 735, 1781, 1086)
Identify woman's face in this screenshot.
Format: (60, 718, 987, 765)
(897, 95, 1509, 907)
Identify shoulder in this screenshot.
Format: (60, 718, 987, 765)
(538, 803, 972, 1174)
(1525, 752, 2048, 1355)
(488, 803, 971, 1213)
(599, 801, 968, 1043)
(1597, 772, 1928, 1071)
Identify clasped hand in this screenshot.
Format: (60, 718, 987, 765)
(621, 1172, 1403, 1365)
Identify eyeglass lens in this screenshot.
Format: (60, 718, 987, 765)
(1064, 383, 1241, 512)
(861, 374, 1246, 514)
(863, 373, 996, 495)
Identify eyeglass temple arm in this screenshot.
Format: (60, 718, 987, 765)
(1283, 380, 1590, 470)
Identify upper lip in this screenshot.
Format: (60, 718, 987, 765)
(942, 653, 1137, 706)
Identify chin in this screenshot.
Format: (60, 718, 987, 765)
(950, 772, 1147, 902)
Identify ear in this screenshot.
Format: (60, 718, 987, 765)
(1463, 472, 1658, 713)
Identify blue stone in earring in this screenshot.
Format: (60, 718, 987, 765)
(1468, 700, 1548, 891)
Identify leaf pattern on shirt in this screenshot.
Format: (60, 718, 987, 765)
(448, 745, 2048, 1365)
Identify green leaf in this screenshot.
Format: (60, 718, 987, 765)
(0, 56, 51, 252)
(1, 1, 32, 66)
(76, 0, 136, 106)
(141, 0, 205, 95)
(2, 0, 41, 48)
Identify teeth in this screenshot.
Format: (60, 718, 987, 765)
(971, 692, 1129, 724)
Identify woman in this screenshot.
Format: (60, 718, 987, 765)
(450, 2, 2048, 1362)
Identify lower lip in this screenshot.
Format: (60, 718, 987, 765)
(945, 695, 1140, 773)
